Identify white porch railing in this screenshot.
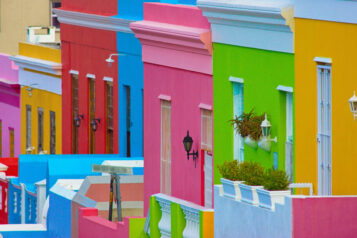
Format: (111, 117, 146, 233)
(181, 204, 200, 238)
(156, 195, 171, 238)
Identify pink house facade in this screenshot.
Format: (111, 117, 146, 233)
(131, 3, 213, 211)
(0, 54, 20, 158)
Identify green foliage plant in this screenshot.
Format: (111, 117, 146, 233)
(230, 110, 265, 141)
(217, 160, 242, 181)
(240, 161, 265, 186)
(263, 168, 290, 191)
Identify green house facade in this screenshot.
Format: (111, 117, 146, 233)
(198, 0, 295, 184)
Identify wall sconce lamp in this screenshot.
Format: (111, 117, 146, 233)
(258, 114, 277, 152)
(183, 131, 199, 168)
(105, 53, 125, 67)
(91, 118, 101, 132)
(25, 83, 39, 97)
(74, 114, 84, 128)
(349, 91, 357, 120)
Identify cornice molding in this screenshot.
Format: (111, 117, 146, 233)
(9, 55, 62, 76)
(197, 0, 294, 53)
(130, 21, 212, 74)
(54, 9, 133, 33)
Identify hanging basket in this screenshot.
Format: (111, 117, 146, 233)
(244, 136, 258, 149)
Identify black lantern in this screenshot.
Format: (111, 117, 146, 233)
(91, 118, 101, 132)
(74, 114, 84, 128)
(183, 131, 199, 167)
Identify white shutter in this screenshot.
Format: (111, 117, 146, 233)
(201, 109, 212, 151)
(233, 83, 244, 162)
(285, 93, 293, 181)
(204, 151, 213, 208)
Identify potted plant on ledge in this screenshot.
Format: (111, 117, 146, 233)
(218, 160, 244, 200)
(256, 168, 291, 211)
(231, 110, 265, 149)
(238, 162, 265, 205)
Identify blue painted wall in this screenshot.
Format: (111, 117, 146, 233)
(8, 181, 22, 224)
(214, 186, 292, 238)
(24, 189, 37, 224)
(47, 184, 75, 238)
(0, 230, 47, 238)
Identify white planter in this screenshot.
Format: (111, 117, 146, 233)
(244, 136, 258, 149)
(256, 188, 291, 211)
(258, 138, 271, 152)
(239, 183, 263, 205)
(221, 178, 244, 200)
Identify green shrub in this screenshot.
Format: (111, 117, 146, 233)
(263, 168, 290, 191)
(217, 160, 242, 181)
(230, 110, 265, 140)
(240, 161, 265, 186)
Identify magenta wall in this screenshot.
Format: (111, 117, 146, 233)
(78, 208, 129, 238)
(293, 196, 357, 238)
(0, 54, 20, 157)
(143, 63, 212, 210)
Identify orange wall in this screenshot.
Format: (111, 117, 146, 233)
(295, 18, 357, 195)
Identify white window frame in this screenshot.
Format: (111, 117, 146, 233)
(160, 100, 171, 195)
(231, 78, 244, 162)
(201, 109, 212, 152)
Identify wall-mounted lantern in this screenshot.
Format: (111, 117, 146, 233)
(105, 53, 125, 67)
(183, 131, 199, 168)
(74, 114, 84, 128)
(91, 118, 101, 132)
(258, 114, 277, 152)
(349, 91, 357, 120)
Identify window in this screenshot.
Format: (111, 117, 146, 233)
(51, 0, 61, 28)
(89, 78, 95, 154)
(201, 109, 212, 151)
(125, 86, 131, 157)
(38, 108, 44, 153)
(50, 111, 56, 154)
(161, 100, 171, 195)
(233, 82, 244, 162)
(72, 74, 79, 154)
(106, 82, 113, 154)
(0, 121, 2, 157)
(285, 92, 293, 181)
(9, 128, 14, 157)
(26, 105, 32, 153)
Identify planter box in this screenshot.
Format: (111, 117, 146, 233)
(221, 178, 244, 200)
(239, 183, 263, 205)
(244, 136, 257, 149)
(256, 188, 291, 211)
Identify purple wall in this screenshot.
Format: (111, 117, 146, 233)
(0, 54, 20, 157)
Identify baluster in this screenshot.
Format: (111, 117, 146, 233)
(181, 205, 200, 238)
(156, 196, 171, 238)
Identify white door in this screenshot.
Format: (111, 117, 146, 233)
(204, 151, 213, 208)
(317, 65, 332, 195)
(233, 83, 244, 162)
(285, 93, 293, 181)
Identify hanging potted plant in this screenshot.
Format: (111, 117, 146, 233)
(218, 160, 244, 200)
(231, 110, 264, 149)
(257, 168, 291, 211)
(238, 162, 265, 205)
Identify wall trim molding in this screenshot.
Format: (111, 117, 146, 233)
(131, 21, 212, 74)
(10, 55, 62, 76)
(54, 9, 133, 33)
(198, 0, 294, 53)
(229, 76, 244, 83)
(277, 85, 293, 93)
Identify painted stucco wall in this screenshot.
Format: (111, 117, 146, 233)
(61, 23, 118, 154)
(214, 186, 292, 238)
(0, 54, 20, 158)
(213, 43, 294, 184)
(18, 43, 62, 155)
(62, 0, 117, 15)
(0, 0, 51, 55)
(295, 18, 357, 194)
(293, 196, 357, 238)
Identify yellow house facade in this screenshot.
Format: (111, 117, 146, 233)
(295, 0, 357, 195)
(10, 42, 62, 155)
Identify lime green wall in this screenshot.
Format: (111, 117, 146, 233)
(149, 196, 162, 238)
(129, 218, 148, 238)
(171, 203, 186, 238)
(213, 43, 294, 184)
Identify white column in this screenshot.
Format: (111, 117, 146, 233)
(156, 196, 171, 238)
(181, 205, 200, 238)
(35, 179, 46, 224)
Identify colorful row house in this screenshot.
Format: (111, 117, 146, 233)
(10, 42, 62, 155)
(199, 0, 295, 183)
(131, 2, 213, 211)
(0, 55, 20, 158)
(295, 0, 357, 195)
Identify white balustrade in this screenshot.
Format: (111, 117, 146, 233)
(156, 196, 171, 238)
(181, 205, 200, 238)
